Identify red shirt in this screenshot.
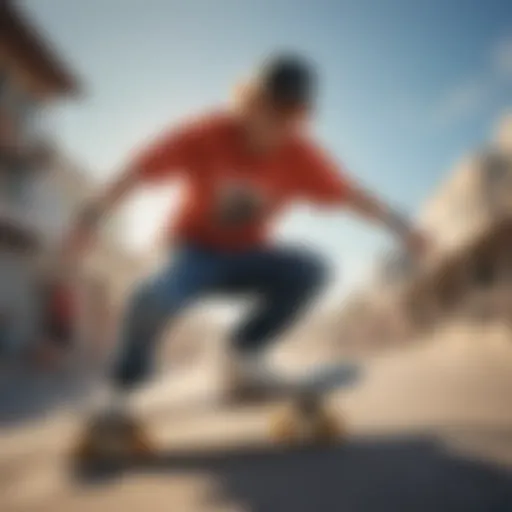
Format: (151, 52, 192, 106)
(132, 112, 353, 251)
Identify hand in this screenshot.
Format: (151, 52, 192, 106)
(60, 203, 104, 267)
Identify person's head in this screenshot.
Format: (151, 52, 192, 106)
(236, 53, 318, 149)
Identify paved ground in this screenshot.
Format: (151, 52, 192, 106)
(2, 324, 512, 512)
(0, 361, 94, 428)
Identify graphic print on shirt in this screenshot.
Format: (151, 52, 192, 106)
(212, 176, 272, 229)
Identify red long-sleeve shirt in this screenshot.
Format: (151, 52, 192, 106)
(131, 111, 353, 251)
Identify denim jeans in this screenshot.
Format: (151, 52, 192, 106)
(111, 244, 328, 390)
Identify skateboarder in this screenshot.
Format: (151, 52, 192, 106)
(64, 54, 427, 408)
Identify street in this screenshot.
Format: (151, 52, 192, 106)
(1, 323, 512, 511)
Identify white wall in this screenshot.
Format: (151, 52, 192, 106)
(0, 250, 39, 354)
(417, 154, 493, 254)
(28, 154, 94, 244)
(0, 154, 95, 354)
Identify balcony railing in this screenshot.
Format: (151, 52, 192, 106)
(0, 105, 56, 171)
(0, 142, 55, 251)
(0, 202, 39, 251)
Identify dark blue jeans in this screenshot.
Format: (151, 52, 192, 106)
(112, 244, 328, 390)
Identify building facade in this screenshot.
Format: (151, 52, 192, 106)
(0, 1, 158, 362)
(335, 113, 512, 348)
(403, 116, 512, 331)
(0, 0, 82, 355)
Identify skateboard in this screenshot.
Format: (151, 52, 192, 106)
(269, 362, 360, 445)
(70, 362, 362, 470)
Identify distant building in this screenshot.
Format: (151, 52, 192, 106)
(0, 0, 82, 355)
(0, 1, 151, 359)
(34, 152, 149, 350)
(0, 0, 80, 228)
(335, 113, 512, 346)
(401, 112, 512, 332)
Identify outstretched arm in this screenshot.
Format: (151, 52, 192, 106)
(344, 184, 414, 241)
(299, 143, 426, 256)
(66, 121, 199, 254)
(75, 120, 199, 225)
(72, 165, 139, 234)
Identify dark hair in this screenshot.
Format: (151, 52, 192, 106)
(258, 53, 317, 109)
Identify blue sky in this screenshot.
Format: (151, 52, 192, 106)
(23, 0, 512, 296)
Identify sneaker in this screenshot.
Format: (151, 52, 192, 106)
(220, 351, 290, 405)
(85, 385, 130, 421)
(73, 387, 154, 463)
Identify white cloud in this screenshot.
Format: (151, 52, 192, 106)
(433, 34, 512, 127)
(491, 36, 512, 78)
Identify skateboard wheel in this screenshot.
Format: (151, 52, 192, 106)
(270, 402, 343, 446)
(72, 434, 98, 463)
(270, 406, 301, 444)
(131, 430, 155, 457)
(70, 413, 154, 465)
(312, 412, 343, 443)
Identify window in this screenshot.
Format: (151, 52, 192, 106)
(15, 91, 38, 124)
(483, 152, 511, 209)
(0, 164, 32, 207)
(0, 70, 12, 116)
(485, 151, 509, 183)
(0, 72, 16, 109)
(473, 259, 495, 289)
(10, 89, 40, 136)
(0, 69, 7, 95)
(0, 84, 40, 142)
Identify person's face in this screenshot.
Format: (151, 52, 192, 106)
(247, 99, 312, 149)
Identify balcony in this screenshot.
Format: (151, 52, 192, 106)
(0, 109, 55, 250)
(0, 105, 56, 171)
(480, 150, 512, 221)
(0, 166, 41, 252)
(0, 203, 39, 252)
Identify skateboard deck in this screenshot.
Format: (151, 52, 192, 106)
(265, 362, 361, 445)
(70, 362, 362, 472)
(280, 361, 361, 396)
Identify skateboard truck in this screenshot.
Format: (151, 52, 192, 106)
(294, 389, 323, 416)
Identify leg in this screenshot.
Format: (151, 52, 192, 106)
(228, 245, 328, 354)
(110, 247, 225, 391)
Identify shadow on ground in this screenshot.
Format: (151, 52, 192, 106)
(76, 435, 512, 512)
(0, 364, 94, 428)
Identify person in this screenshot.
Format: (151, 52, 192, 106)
(46, 277, 77, 349)
(63, 54, 427, 410)
(28, 274, 76, 369)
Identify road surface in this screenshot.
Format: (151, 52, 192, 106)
(1, 324, 512, 511)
